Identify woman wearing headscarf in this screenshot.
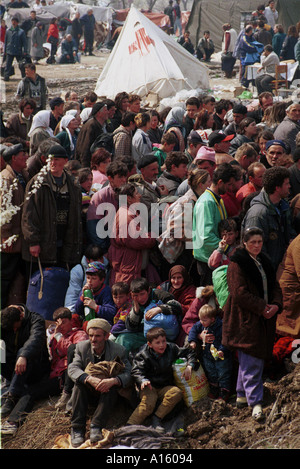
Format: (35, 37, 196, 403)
(55, 114, 80, 159)
(30, 22, 45, 64)
(159, 265, 196, 317)
(163, 106, 186, 151)
(28, 110, 54, 155)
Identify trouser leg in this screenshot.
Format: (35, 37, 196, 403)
(237, 350, 264, 407)
(127, 386, 158, 425)
(155, 385, 183, 419)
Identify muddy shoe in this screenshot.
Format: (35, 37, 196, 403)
(1, 421, 18, 436)
(71, 428, 85, 448)
(151, 415, 164, 432)
(236, 396, 248, 408)
(252, 404, 264, 421)
(0, 394, 18, 418)
(55, 391, 71, 410)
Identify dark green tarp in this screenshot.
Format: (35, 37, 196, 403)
(187, 0, 300, 51)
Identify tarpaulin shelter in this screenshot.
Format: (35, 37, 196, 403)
(186, 0, 300, 51)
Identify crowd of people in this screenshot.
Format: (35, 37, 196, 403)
(1, 0, 300, 450)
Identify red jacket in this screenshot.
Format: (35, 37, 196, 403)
(47, 23, 59, 40)
(49, 326, 87, 378)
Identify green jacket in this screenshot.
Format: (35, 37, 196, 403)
(193, 188, 227, 263)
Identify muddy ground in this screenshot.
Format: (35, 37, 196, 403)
(1, 50, 300, 451)
(0, 48, 242, 121)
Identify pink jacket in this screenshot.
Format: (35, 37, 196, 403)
(108, 204, 156, 286)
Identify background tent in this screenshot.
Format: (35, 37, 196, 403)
(187, 0, 299, 52)
(94, 6, 210, 101)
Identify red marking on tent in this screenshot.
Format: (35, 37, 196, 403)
(128, 28, 155, 55)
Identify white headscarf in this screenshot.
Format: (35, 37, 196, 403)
(28, 110, 54, 137)
(80, 107, 92, 124)
(59, 114, 76, 151)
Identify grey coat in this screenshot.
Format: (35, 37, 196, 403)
(274, 116, 300, 154)
(30, 26, 45, 59)
(68, 339, 132, 388)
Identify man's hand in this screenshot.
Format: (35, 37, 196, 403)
(15, 356, 27, 375)
(86, 376, 118, 393)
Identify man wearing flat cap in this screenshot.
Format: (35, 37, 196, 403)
(1, 144, 29, 307)
(68, 318, 132, 447)
(21, 144, 82, 271)
(75, 101, 109, 167)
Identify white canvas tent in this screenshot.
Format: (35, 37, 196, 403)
(94, 6, 210, 101)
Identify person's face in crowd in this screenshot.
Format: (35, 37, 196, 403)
(141, 161, 159, 183)
(240, 152, 257, 170)
(96, 157, 111, 175)
(186, 104, 199, 120)
(55, 103, 65, 117)
(243, 234, 263, 259)
(277, 177, 290, 199)
(261, 96, 273, 111)
(108, 106, 116, 119)
(30, 11, 36, 20)
(11, 19, 18, 28)
(204, 32, 210, 40)
(170, 272, 184, 290)
(164, 142, 176, 153)
(189, 142, 203, 158)
(148, 334, 167, 356)
(97, 106, 109, 122)
(112, 292, 130, 309)
(68, 118, 79, 133)
(196, 160, 215, 178)
(195, 174, 211, 195)
(81, 173, 93, 193)
(121, 98, 129, 112)
(150, 115, 159, 129)
(258, 136, 268, 154)
(86, 273, 104, 291)
(68, 91, 79, 101)
(49, 157, 68, 177)
(129, 100, 141, 113)
(221, 229, 238, 247)
(131, 288, 150, 306)
(206, 112, 215, 128)
(88, 327, 109, 355)
(55, 317, 73, 335)
(218, 176, 236, 195)
(249, 166, 266, 189)
(109, 173, 128, 189)
(203, 102, 215, 114)
(127, 188, 142, 205)
(244, 121, 258, 138)
(171, 162, 188, 180)
(22, 104, 35, 119)
(12, 150, 27, 172)
(215, 140, 231, 154)
(199, 315, 215, 328)
(84, 99, 94, 108)
(233, 113, 246, 125)
(266, 144, 285, 166)
(25, 67, 36, 80)
(286, 104, 300, 122)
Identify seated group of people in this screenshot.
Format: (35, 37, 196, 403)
(1, 84, 300, 446)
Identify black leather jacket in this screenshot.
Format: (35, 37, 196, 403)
(131, 342, 197, 389)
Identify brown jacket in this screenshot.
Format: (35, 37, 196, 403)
(75, 117, 103, 167)
(1, 164, 29, 253)
(21, 169, 82, 264)
(222, 247, 282, 360)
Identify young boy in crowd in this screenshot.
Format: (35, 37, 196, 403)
(188, 304, 232, 401)
(208, 218, 239, 270)
(74, 261, 116, 326)
(154, 132, 177, 176)
(127, 327, 197, 433)
(115, 277, 182, 353)
(110, 282, 132, 339)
